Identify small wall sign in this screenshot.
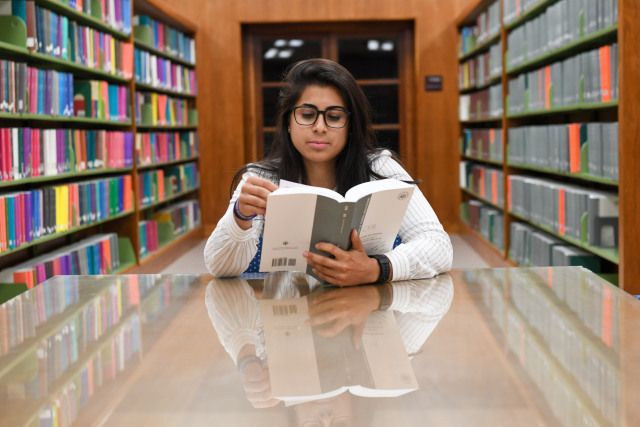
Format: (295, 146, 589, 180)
(425, 75, 443, 92)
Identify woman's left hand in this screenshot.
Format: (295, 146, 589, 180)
(306, 285, 381, 349)
(303, 230, 380, 286)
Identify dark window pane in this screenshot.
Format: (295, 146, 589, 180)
(261, 39, 323, 82)
(263, 87, 281, 127)
(361, 84, 399, 124)
(375, 129, 399, 154)
(264, 131, 275, 156)
(338, 38, 398, 79)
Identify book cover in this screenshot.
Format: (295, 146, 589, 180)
(260, 291, 417, 404)
(259, 179, 414, 276)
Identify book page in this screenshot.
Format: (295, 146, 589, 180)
(260, 297, 322, 399)
(356, 310, 418, 397)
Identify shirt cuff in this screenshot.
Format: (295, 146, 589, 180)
(388, 281, 411, 311)
(385, 250, 410, 281)
(221, 203, 259, 242)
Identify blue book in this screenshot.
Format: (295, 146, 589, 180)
(67, 72, 74, 116)
(35, 6, 43, 53)
(37, 69, 44, 114)
(90, 181, 97, 222)
(123, 0, 131, 35)
(7, 195, 15, 249)
(108, 84, 118, 121)
(11, 1, 27, 23)
(24, 191, 32, 242)
(61, 15, 68, 59)
(50, 11, 58, 56)
(118, 176, 124, 212)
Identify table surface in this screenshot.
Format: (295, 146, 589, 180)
(0, 267, 638, 427)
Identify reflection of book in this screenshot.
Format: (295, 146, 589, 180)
(259, 293, 418, 405)
(259, 179, 414, 276)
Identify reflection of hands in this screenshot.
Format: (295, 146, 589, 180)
(235, 176, 278, 229)
(240, 360, 281, 408)
(306, 285, 381, 349)
(304, 230, 380, 286)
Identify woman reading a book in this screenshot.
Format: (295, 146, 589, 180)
(204, 58, 452, 286)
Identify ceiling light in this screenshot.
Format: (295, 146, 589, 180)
(274, 39, 287, 47)
(278, 49, 293, 58)
(367, 40, 380, 51)
(381, 41, 394, 51)
(289, 39, 304, 47)
(264, 48, 278, 59)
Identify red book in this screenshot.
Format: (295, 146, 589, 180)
(568, 123, 581, 173)
(14, 269, 36, 289)
(599, 45, 612, 103)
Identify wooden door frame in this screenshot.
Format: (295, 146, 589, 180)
(241, 21, 417, 176)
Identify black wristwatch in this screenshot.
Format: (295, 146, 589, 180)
(370, 254, 391, 283)
(376, 283, 392, 311)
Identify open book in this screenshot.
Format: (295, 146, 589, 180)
(259, 179, 414, 275)
(259, 293, 418, 405)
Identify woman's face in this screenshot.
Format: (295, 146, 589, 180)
(288, 84, 349, 170)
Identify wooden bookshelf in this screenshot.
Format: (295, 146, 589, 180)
(457, 0, 640, 294)
(0, 0, 202, 291)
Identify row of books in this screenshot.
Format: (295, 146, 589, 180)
(0, 233, 122, 290)
(153, 199, 200, 237)
(0, 128, 134, 182)
(459, 84, 502, 121)
(459, 161, 505, 208)
(507, 43, 618, 114)
(0, 274, 162, 359)
(506, 0, 618, 70)
(75, 79, 131, 121)
(462, 199, 505, 251)
(62, 0, 133, 34)
(506, 299, 616, 425)
(38, 314, 141, 427)
(510, 221, 602, 271)
(134, 91, 192, 126)
(138, 162, 199, 206)
(9, 281, 137, 400)
(133, 15, 196, 64)
(138, 220, 158, 257)
(545, 267, 619, 350)
(457, 0, 500, 56)
(0, 277, 79, 356)
(134, 48, 198, 95)
(507, 269, 619, 424)
(461, 128, 503, 162)
(139, 199, 201, 256)
(507, 122, 619, 180)
(0, 61, 75, 116)
(0, 175, 132, 252)
(508, 175, 618, 248)
(458, 42, 502, 90)
(1, 2, 133, 77)
(135, 131, 199, 167)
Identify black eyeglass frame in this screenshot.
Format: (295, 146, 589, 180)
(291, 105, 351, 129)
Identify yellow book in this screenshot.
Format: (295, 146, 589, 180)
(110, 36, 116, 75)
(88, 28, 94, 69)
(151, 93, 158, 125)
(153, 211, 173, 223)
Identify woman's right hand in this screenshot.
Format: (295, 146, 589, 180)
(235, 176, 279, 229)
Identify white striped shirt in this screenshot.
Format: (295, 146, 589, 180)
(204, 272, 455, 364)
(204, 150, 453, 280)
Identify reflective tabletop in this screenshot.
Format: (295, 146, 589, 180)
(0, 267, 638, 426)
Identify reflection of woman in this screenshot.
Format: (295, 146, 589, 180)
(205, 272, 454, 415)
(204, 58, 452, 286)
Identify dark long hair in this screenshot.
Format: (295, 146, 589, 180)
(232, 58, 404, 196)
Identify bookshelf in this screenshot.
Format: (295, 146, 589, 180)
(465, 267, 621, 426)
(0, 0, 201, 292)
(456, 0, 640, 293)
(0, 273, 201, 426)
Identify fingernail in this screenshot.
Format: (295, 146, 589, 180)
(303, 251, 308, 258)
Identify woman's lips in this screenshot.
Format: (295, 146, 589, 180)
(308, 140, 329, 149)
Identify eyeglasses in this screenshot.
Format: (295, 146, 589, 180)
(291, 105, 350, 129)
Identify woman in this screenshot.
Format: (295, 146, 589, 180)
(204, 58, 452, 286)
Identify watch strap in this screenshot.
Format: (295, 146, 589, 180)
(376, 283, 392, 311)
(370, 254, 391, 283)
